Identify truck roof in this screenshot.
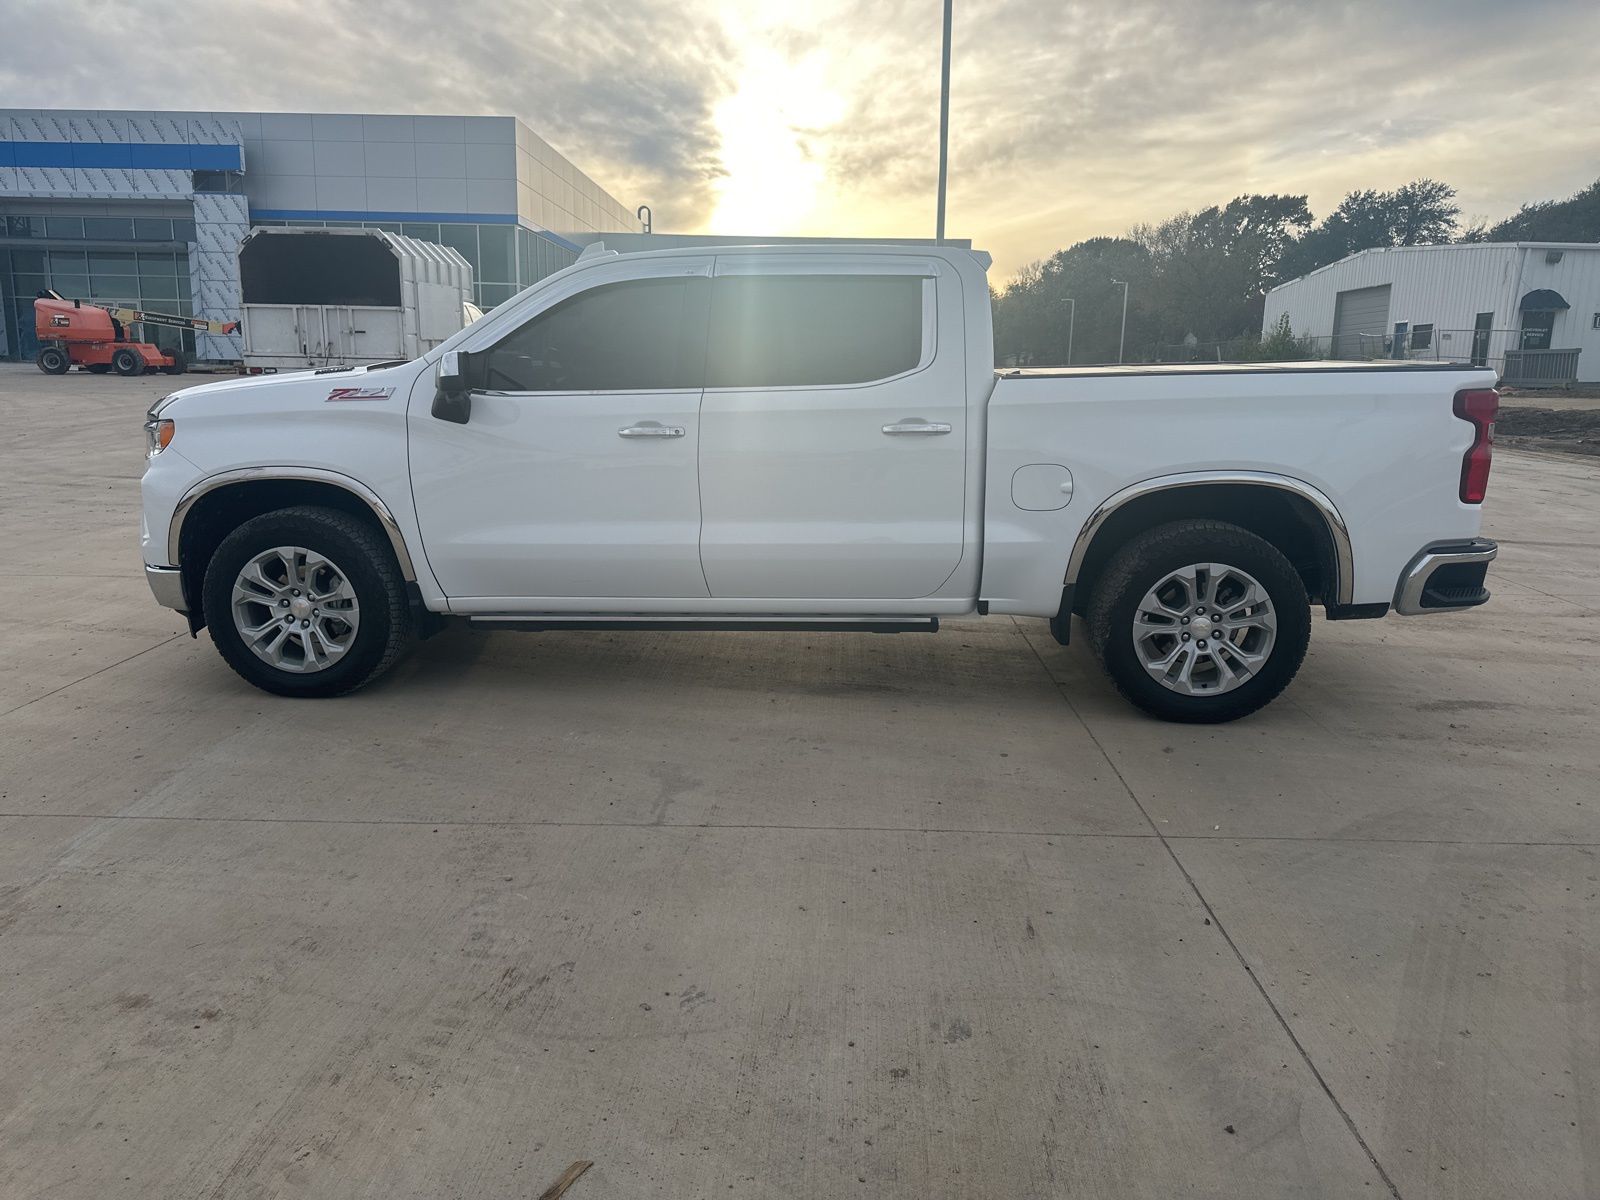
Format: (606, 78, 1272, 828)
(576, 240, 993, 272)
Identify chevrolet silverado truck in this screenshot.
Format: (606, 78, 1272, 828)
(140, 243, 1498, 722)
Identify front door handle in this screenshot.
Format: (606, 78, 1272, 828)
(618, 424, 686, 438)
(882, 421, 953, 435)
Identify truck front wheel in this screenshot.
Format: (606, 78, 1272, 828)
(201, 505, 414, 698)
(1085, 519, 1310, 723)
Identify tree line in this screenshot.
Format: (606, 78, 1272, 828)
(993, 176, 1600, 366)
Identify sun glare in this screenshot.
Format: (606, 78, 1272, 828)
(707, 42, 845, 235)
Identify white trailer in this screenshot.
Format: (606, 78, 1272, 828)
(237, 228, 476, 372)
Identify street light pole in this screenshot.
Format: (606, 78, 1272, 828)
(935, 0, 953, 241)
(1062, 297, 1075, 365)
(1110, 279, 1129, 363)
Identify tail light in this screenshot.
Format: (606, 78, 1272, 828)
(1453, 388, 1498, 504)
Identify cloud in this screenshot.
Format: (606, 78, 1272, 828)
(2, 0, 1597, 272)
(0, 0, 737, 229)
(718, 0, 1600, 272)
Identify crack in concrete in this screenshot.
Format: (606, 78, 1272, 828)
(1014, 615, 1408, 1200)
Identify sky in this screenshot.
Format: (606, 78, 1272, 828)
(3, 0, 1599, 277)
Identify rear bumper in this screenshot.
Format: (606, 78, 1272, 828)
(1394, 538, 1497, 615)
(145, 564, 187, 612)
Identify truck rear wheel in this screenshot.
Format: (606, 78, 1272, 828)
(112, 347, 144, 376)
(36, 346, 70, 374)
(1085, 519, 1310, 723)
(201, 505, 414, 698)
(160, 348, 187, 375)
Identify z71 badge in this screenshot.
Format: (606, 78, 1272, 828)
(325, 386, 395, 402)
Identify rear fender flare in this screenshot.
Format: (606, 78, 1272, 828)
(1064, 470, 1354, 607)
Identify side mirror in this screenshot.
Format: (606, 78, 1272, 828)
(432, 349, 480, 424)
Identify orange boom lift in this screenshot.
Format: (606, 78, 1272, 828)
(33, 290, 239, 377)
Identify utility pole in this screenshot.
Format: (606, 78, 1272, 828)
(935, 0, 953, 241)
(1062, 297, 1076, 365)
(1110, 279, 1129, 363)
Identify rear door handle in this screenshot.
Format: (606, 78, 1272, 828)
(618, 424, 686, 438)
(882, 421, 953, 435)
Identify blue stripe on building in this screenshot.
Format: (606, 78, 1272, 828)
(0, 141, 243, 170)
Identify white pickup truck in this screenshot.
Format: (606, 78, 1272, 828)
(140, 243, 1499, 722)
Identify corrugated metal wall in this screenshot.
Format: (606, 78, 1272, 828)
(1264, 244, 1600, 381)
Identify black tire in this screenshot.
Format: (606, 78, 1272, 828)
(202, 505, 414, 698)
(160, 348, 187, 375)
(36, 346, 69, 375)
(112, 347, 143, 376)
(87, 363, 111, 374)
(1085, 519, 1310, 723)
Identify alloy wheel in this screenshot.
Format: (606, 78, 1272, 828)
(231, 545, 361, 673)
(1131, 561, 1277, 695)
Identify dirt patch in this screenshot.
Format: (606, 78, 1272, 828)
(1496, 407, 1600, 457)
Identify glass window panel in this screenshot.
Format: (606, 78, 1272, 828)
(173, 219, 196, 241)
(83, 217, 134, 240)
(6, 215, 43, 237)
(477, 225, 514, 283)
(517, 228, 534, 286)
(484, 277, 695, 391)
(133, 218, 174, 240)
(401, 223, 440, 242)
(705, 275, 924, 389)
(477, 283, 517, 310)
(177, 274, 192, 299)
(437, 224, 479, 270)
(366, 220, 403, 233)
(139, 276, 178, 300)
(88, 251, 137, 275)
(12, 249, 47, 273)
(46, 249, 86, 272)
(13, 273, 49, 297)
(138, 252, 177, 277)
(88, 276, 139, 301)
(49, 274, 89, 299)
(45, 216, 85, 238)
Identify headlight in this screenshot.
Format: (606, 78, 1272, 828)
(144, 417, 175, 457)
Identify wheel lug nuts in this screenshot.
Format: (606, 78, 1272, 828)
(1182, 633, 1190, 641)
(300, 619, 309, 628)
(279, 599, 289, 607)
(1181, 617, 1190, 625)
(1198, 639, 1208, 649)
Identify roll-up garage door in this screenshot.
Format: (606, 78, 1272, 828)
(1332, 284, 1391, 358)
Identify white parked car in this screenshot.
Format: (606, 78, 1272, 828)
(140, 244, 1498, 722)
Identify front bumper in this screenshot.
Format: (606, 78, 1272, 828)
(1394, 538, 1497, 615)
(145, 564, 187, 612)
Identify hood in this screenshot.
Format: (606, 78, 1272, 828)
(147, 363, 404, 418)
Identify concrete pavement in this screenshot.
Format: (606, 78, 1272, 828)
(0, 363, 1595, 1199)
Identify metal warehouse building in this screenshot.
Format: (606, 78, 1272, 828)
(0, 108, 641, 363)
(1263, 242, 1600, 385)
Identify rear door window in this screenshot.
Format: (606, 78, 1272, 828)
(706, 274, 925, 389)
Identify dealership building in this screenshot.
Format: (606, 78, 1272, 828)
(0, 108, 641, 362)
